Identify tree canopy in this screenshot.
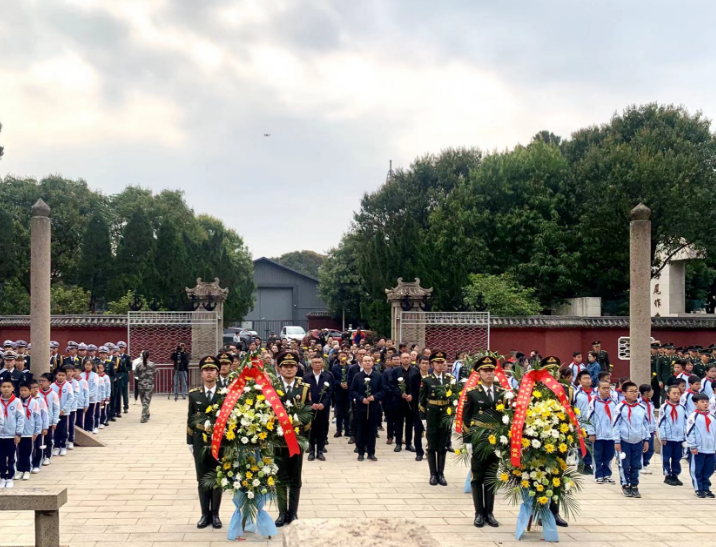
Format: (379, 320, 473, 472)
(0, 177, 255, 322)
(319, 103, 716, 332)
(273, 250, 325, 278)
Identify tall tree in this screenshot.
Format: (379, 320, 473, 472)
(78, 212, 113, 309)
(318, 233, 366, 326)
(111, 208, 157, 300)
(273, 250, 325, 278)
(153, 219, 191, 308)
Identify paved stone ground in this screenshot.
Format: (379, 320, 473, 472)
(0, 397, 711, 547)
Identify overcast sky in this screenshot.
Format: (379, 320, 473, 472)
(2, 1, 715, 258)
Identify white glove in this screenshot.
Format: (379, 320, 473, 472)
(421, 420, 427, 429)
(188, 445, 194, 455)
(465, 443, 473, 455)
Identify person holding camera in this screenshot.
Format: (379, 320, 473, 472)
(171, 342, 190, 401)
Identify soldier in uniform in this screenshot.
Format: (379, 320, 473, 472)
(135, 350, 157, 423)
(650, 342, 661, 408)
(49, 342, 62, 373)
(273, 351, 311, 527)
(419, 350, 453, 487)
(461, 356, 502, 528)
(591, 341, 611, 372)
(187, 356, 224, 529)
(15, 340, 30, 372)
(117, 342, 131, 415)
(657, 344, 676, 404)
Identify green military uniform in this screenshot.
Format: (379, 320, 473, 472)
(591, 341, 611, 372)
(462, 355, 504, 529)
(273, 351, 311, 527)
(656, 346, 675, 403)
(186, 356, 223, 529)
(650, 344, 661, 408)
(418, 350, 453, 486)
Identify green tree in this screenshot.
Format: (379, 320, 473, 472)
(318, 233, 366, 326)
(111, 208, 157, 299)
(51, 284, 91, 314)
(78, 211, 113, 309)
(462, 273, 541, 315)
(0, 122, 4, 161)
(105, 290, 152, 314)
(273, 250, 325, 278)
(153, 219, 191, 308)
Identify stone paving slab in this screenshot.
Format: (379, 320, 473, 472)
(0, 398, 710, 546)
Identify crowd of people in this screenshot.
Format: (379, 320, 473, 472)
(0, 339, 152, 489)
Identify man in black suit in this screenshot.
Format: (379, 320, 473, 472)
(305, 355, 333, 461)
(462, 356, 503, 528)
(386, 351, 419, 453)
(350, 355, 384, 461)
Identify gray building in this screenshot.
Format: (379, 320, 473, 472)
(244, 257, 327, 339)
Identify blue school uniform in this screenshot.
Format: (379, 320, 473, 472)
(613, 401, 650, 487)
(586, 397, 618, 480)
(0, 395, 25, 479)
(686, 410, 716, 493)
(658, 401, 686, 478)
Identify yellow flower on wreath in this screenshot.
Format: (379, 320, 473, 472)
(537, 496, 549, 505)
(496, 403, 505, 411)
(245, 471, 253, 479)
(226, 430, 236, 441)
(488, 435, 497, 445)
(513, 469, 522, 477)
(276, 390, 284, 396)
(267, 477, 275, 486)
(557, 412, 566, 420)
(536, 484, 544, 492)
(446, 407, 452, 416)
(558, 443, 568, 453)
(246, 400, 254, 406)
(574, 408, 581, 416)
(242, 480, 248, 487)
(553, 477, 561, 487)
(257, 395, 265, 401)
(545, 444, 555, 454)
(559, 423, 569, 433)
(250, 465, 259, 472)
(533, 390, 542, 399)
(446, 390, 452, 397)
(522, 438, 530, 448)
(521, 479, 530, 488)
(266, 420, 275, 431)
(499, 472, 509, 482)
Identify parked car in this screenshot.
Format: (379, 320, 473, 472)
(223, 328, 253, 351)
(280, 325, 306, 342)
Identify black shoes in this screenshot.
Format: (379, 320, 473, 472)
(317, 452, 326, 461)
(307, 452, 315, 462)
(415, 454, 423, 462)
(357, 455, 365, 461)
(428, 453, 438, 486)
(212, 515, 222, 529)
(368, 455, 378, 461)
(437, 453, 448, 486)
(394, 445, 402, 453)
(696, 490, 706, 498)
(437, 474, 448, 486)
(622, 485, 633, 497)
(275, 513, 287, 527)
(485, 513, 499, 528)
(197, 515, 211, 529)
(706, 491, 715, 498)
(473, 513, 484, 528)
(348, 437, 355, 444)
(405, 445, 416, 452)
(581, 465, 593, 475)
(334, 432, 342, 438)
(554, 513, 568, 527)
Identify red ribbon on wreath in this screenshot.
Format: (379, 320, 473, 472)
(509, 368, 586, 467)
(455, 364, 512, 434)
(211, 359, 300, 459)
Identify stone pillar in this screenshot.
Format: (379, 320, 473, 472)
(630, 203, 651, 385)
(186, 278, 229, 355)
(385, 278, 433, 344)
(31, 199, 51, 376)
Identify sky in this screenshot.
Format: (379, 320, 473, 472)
(1, 0, 716, 258)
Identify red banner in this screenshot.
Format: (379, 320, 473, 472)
(509, 368, 586, 467)
(211, 360, 300, 459)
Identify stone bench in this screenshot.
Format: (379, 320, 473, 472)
(284, 518, 439, 547)
(0, 486, 67, 547)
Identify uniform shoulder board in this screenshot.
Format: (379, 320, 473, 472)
(466, 386, 477, 393)
(189, 387, 201, 393)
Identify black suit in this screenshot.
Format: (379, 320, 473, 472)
(304, 370, 333, 454)
(463, 384, 503, 519)
(349, 370, 384, 457)
(386, 365, 419, 447)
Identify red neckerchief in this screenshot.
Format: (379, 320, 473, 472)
(665, 401, 679, 423)
(84, 371, 91, 381)
(21, 397, 31, 418)
(98, 373, 106, 377)
(598, 398, 613, 421)
(581, 388, 594, 403)
(40, 389, 52, 407)
(54, 381, 65, 400)
(623, 401, 638, 423)
(697, 410, 712, 433)
(642, 398, 652, 422)
(1, 395, 16, 418)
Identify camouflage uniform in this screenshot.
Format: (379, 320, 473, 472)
(135, 359, 157, 422)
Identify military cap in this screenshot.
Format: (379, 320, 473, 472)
(700, 348, 712, 355)
(27, 343, 31, 350)
(65, 346, 72, 353)
(665, 344, 675, 349)
(15, 340, 27, 348)
(651, 342, 660, 348)
(540, 355, 561, 367)
(217, 352, 232, 364)
(67, 341, 79, 349)
(276, 351, 299, 367)
(87, 344, 97, 351)
(473, 355, 497, 371)
(429, 350, 447, 363)
(117, 341, 127, 348)
(78, 343, 87, 350)
(199, 355, 219, 370)
(50, 341, 59, 349)
(591, 340, 601, 346)
(3, 350, 17, 360)
(2, 340, 14, 348)
(98, 346, 108, 354)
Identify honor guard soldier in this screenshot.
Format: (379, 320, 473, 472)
(274, 351, 311, 527)
(187, 356, 224, 529)
(15, 340, 30, 372)
(462, 356, 502, 528)
(49, 342, 62, 373)
(62, 342, 80, 368)
(419, 350, 453, 487)
(591, 341, 611, 372)
(117, 342, 131, 414)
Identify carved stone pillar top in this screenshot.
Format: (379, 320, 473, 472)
(385, 278, 433, 302)
(185, 278, 229, 302)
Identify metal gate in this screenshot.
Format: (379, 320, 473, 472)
(127, 311, 220, 394)
(399, 311, 490, 362)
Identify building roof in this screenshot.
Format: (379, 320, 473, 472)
(253, 257, 320, 283)
(0, 315, 128, 328)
